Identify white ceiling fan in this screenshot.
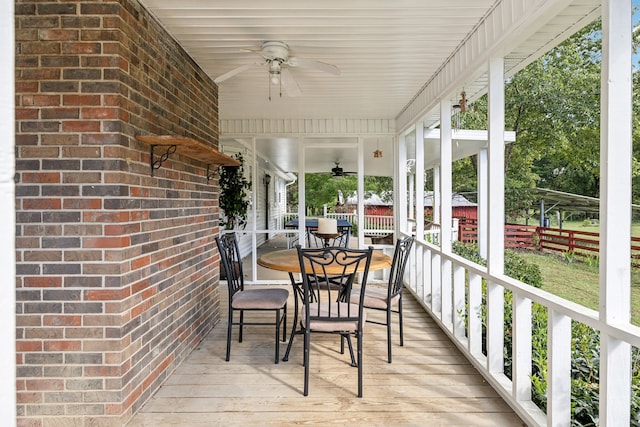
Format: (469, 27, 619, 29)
(213, 41, 340, 99)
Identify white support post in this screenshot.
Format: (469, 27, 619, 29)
(0, 0, 15, 424)
(357, 137, 365, 249)
(440, 100, 453, 328)
(599, 1, 632, 425)
(512, 293, 532, 402)
(298, 138, 306, 247)
(468, 273, 483, 357)
(547, 310, 572, 427)
(477, 148, 488, 259)
(250, 138, 258, 282)
(398, 134, 408, 235)
(415, 122, 425, 241)
(486, 56, 505, 374)
(452, 265, 466, 339)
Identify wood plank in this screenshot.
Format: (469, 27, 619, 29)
(127, 287, 524, 426)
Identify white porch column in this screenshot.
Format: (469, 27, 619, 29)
(415, 122, 425, 241)
(0, 0, 16, 424)
(439, 100, 453, 327)
(397, 134, 408, 235)
(357, 137, 365, 249)
(486, 56, 505, 374)
(599, 0, 632, 425)
(477, 148, 488, 259)
(297, 138, 306, 246)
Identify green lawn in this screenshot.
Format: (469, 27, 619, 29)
(517, 249, 640, 326)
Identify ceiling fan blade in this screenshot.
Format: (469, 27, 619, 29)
(281, 68, 301, 97)
(214, 62, 261, 83)
(287, 57, 340, 75)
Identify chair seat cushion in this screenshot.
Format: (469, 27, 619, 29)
(232, 288, 289, 310)
(350, 285, 399, 310)
(302, 302, 366, 332)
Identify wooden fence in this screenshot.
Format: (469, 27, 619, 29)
(459, 218, 640, 266)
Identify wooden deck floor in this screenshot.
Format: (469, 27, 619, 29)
(127, 285, 525, 426)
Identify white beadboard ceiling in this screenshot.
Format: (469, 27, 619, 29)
(137, 0, 600, 175)
(139, 0, 503, 121)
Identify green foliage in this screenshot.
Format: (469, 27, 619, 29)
(219, 152, 251, 229)
(563, 249, 576, 264)
(452, 243, 636, 424)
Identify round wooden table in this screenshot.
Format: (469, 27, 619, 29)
(257, 248, 392, 274)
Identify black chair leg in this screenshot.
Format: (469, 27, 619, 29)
(226, 310, 233, 362)
(283, 295, 298, 362)
(274, 309, 281, 364)
(398, 296, 404, 347)
(345, 334, 356, 367)
(239, 310, 244, 342)
(303, 329, 310, 396)
(357, 331, 363, 397)
(386, 307, 393, 363)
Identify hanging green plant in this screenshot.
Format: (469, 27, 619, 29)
(219, 152, 251, 229)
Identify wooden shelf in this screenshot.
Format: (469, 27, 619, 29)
(135, 135, 240, 180)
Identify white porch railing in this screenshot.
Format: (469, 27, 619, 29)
(403, 233, 640, 427)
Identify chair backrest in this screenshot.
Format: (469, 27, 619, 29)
(296, 245, 373, 323)
(388, 236, 415, 298)
(307, 227, 350, 248)
(215, 233, 244, 297)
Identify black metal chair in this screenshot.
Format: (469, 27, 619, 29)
(307, 226, 350, 248)
(351, 236, 414, 363)
(215, 233, 289, 364)
(295, 245, 373, 397)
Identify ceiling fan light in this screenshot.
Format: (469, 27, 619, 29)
(270, 71, 280, 85)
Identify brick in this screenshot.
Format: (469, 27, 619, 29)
(16, 341, 43, 352)
(43, 315, 81, 327)
(63, 199, 102, 210)
(16, 108, 39, 120)
(60, 42, 102, 55)
(84, 288, 130, 301)
(24, 302, 62, 314)
(63, 68, 102, 80)
(23, 198, 62, 210)
(21, 173, 60, 184)
(41, 185, 80, 197)
(41, 55, 79, 68)
(38, 3, 77, 15)
(64, 303, 103, 314)
(21, 95, 60, 107)
(38, 29, 79, 41)
(19, 42, 61, 55)
(61, 16, 101, 29)
(41, 107, 79, 120)
(40, 81, 78, 93)
(66, 379, 103, 391)
(42, 211, 81, 223)
(81, 107, 119, 119)
(43, 340, 82, 351)
(20, 147, 59, 158)
(23, 251, 62, 263)
(63, 94, 100, 106)
(41, 134, 80, 146)
(61, 120, 101, 133)
(43, 289, 81, 301)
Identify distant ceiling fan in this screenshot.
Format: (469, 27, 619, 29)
(213, 41, 340, 100)
(330, 161, 356, 178)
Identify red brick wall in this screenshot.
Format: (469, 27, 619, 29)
(15, 1, 221, 425)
